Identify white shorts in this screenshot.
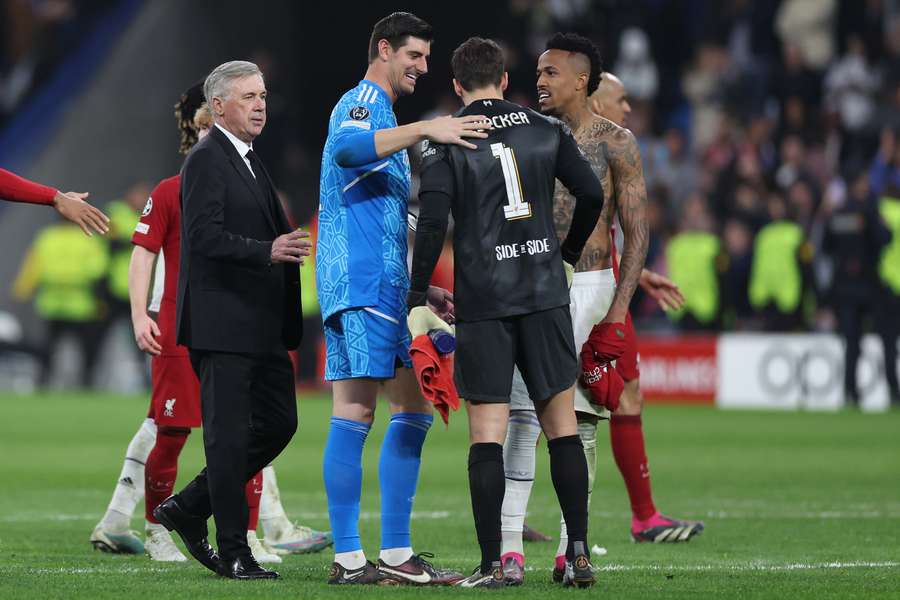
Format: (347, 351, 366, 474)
(510, 269, 615, 418)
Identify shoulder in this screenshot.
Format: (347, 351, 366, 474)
(522, 107, 563, 131)
(183, 135, 225, 172)
(149, 175, 180, 208)
(420, 139, 449, 171)
(588, 116, 635, 147)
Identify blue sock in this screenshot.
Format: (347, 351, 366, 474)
(378, 412, 433, 550)
(323, 417, 371, 553)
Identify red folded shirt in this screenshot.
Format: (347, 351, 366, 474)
(410, 334, 459, 425)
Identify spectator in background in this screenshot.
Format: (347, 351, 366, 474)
(666, 195, 721, 330)
(870, 127, 900, 196)
(613, 28, 657, 103)
(749, 191, 814, 331)
(821, 168, 895, 406)
(11, 214, 109, 387)
(825, 34, 880, 161)
(719, 217, 756, 329)
(776, 0, 837, 72)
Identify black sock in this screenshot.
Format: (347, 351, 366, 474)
(468, 442, 505, 573)
(548, 434, 589, 560)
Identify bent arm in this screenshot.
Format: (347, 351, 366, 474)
(182, 149, 272, 266)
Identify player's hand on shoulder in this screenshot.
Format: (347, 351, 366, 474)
(579, 343, 623, 412)
(53, 191, 110, 236)
(422, 114, 491, 150)
(585, 320, 629, 362)
(133, 313, 162, 356)
(271, 229, 312, 264)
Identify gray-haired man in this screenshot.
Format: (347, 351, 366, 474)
(152, 60, 311, 580)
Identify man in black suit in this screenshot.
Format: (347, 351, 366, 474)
(153, 60, 311, 580)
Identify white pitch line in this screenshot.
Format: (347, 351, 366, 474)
(595, 561, 900, 573)
(14, 561, 898, 577)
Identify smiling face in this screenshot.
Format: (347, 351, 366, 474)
(214, 73, 266, 143)
(536, 48, 588, 117)
(385, 36, 430, 97)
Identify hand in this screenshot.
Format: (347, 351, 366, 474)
(563, 260, 575, 289)
(426, 286, 455, 323)
(271, 229, 312, 264)
(585, 321, 629, 362)
(408, 305, 452, 338)
(53, 191, 109, 236)
(133, 313, 162, 356)
(639, 268, 685, 311)
(579, 345, 623, 412)
(422, 115, 491, 150)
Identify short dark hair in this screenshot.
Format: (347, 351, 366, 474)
(451, 37, 505, 92)
(368, 12, 433, 62)
(545, 32, 603, 95)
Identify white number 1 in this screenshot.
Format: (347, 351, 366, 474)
(491, 142, 531, 220)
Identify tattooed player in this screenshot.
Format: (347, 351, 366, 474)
(499, 34, 703, 585)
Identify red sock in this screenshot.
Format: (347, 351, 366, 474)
(144, 429, 189, 522)
(609, 415, 656, 521)
(245, 471, 263, 531)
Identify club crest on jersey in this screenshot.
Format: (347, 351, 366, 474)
(164, 398, 176, 417)
(349, 106, 370, 121)
(142, 197, 153, 216)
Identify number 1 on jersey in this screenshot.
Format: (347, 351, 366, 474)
(491, 142, 531, 220)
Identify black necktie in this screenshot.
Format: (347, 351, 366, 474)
(246, 149, 279, 219)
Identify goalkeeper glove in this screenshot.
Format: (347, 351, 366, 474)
(408, 306, 452, 338)
(563, 260, 575, 289)
(579, 345, 624, 412)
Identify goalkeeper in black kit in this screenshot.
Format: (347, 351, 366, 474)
(407, 37, 604, 589)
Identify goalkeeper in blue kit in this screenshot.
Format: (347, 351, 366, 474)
(316, 11, 491, 585)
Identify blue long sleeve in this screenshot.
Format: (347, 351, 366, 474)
(333, 129, 378, 168)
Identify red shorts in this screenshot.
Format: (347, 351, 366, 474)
(147, 354, 201, 428)
(615, 312, 640, 382)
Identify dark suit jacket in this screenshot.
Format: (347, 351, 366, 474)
(175, 125, 301, 353)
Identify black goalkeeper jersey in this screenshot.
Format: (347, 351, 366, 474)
(411, 98, 603, 322)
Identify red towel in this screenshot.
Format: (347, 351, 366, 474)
(410, 334, 460, 425)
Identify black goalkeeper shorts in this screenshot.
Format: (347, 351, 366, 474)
(454, 305, 577, 404)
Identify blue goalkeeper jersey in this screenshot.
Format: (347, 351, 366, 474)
(317, 79, 411, 322)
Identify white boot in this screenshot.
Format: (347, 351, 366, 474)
(247, 530, 282, 564)
(145, 523, 187, 562)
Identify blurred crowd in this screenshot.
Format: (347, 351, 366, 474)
(0, 0, 117, 127)
(415, 0, 900, 334)
(6, 0, 900, 390)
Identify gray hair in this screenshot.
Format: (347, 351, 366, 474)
(203, 60, 264, 106)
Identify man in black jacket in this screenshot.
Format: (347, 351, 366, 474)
(153, 60, 311, 580)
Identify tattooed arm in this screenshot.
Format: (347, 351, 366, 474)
(605, 127, 648, 323)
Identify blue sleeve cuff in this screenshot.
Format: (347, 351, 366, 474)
(333, 129, 378, 167)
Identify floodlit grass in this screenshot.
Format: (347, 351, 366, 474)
(0, 392, 898, 598)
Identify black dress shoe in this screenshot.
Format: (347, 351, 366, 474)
(217, 555, 279, 580)
(152, 495, 220, 573)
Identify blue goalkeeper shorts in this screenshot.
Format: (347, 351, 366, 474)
(324, 282, 412, 381)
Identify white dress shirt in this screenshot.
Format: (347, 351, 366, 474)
(215, 123, 255, 178)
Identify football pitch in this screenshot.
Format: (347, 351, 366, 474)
(0, 392, 898, 599)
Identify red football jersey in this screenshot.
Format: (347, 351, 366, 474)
(131, 175, 186, 356)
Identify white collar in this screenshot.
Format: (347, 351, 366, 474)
(215, 123, 253, 158)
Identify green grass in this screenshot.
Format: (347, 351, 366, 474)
(0, 392, 898, 599)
